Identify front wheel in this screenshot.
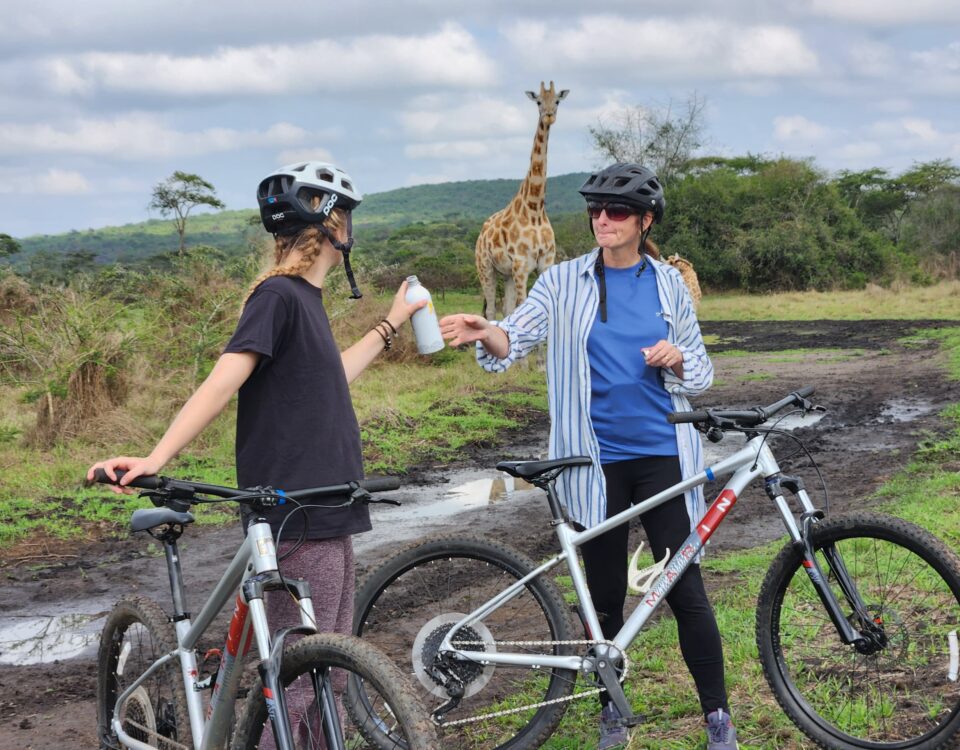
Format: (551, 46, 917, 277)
(96, 596, 191, 750)
(231, 632, 440, 749)
(757, 511, 960, 749)
(354, 534, 580, 750)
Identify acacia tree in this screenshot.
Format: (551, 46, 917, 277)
(589, 93, 707, 185)
(149, 171, 225, 255)
(0, 233, 20, 258)
(835, 160, 960, 244)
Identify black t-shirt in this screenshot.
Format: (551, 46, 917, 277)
(224, 275, 370, 541)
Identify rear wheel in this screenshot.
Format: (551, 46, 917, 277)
(355, 534, 580, 750)
(231, 632, 439, 749)
(96, 597, 191, 750)
(757, 512, 960, 749)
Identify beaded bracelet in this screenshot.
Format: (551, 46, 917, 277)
(372, 323, 392, 350)
(380, 318, 398, 337)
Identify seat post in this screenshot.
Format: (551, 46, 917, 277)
(162, 537, 189, 620)
(543, 477, 569, 524)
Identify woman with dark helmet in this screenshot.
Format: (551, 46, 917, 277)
(89, 161, 426, 748)
(440, 164, 736, 749)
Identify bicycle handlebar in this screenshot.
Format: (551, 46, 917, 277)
(667, 386, 816, 427)
(90, 469, 401, 506)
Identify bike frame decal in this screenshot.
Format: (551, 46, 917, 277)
(206, 595, 252, 721)
(696, 489, 738, 542)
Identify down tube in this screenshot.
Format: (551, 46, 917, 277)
(614, 464, 760, 652)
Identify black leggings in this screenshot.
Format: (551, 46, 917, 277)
(581, 455, 728, 716)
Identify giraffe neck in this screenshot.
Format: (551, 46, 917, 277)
(518, 115, 551, 211)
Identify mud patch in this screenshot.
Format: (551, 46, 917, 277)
(0, 318, 958, 749)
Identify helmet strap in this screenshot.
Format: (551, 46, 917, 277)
(594, 249, 607, 323)
(316, 214, 362, 299)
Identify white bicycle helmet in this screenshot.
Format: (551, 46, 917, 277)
(257, 161, 366, 298)
(257, 161, 363, 236)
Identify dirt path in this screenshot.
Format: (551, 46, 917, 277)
(1, 319, 957, 749)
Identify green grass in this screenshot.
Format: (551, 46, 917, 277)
(700, 280, 960, 321)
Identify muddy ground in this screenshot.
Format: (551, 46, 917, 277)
(1, 319, 958, 750)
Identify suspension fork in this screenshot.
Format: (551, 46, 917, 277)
(766, 474, 877, 650)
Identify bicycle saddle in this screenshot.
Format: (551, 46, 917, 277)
(130, 507, 195, 532)
(496, 456, 592, 480)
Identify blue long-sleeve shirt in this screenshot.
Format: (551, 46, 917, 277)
(477, 249, 713, 532)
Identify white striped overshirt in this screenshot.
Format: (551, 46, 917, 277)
(477, 248, 714, 533)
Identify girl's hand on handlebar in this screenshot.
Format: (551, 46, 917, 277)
(439, 313, 490, 347)
(87, 456, 161, 494)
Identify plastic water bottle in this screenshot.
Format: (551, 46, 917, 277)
(405, 276, 444, 354)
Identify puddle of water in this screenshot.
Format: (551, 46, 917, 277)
(374, 473, 537, 523)
(878, 398, 936, 423)
(0, 612, 105, 666)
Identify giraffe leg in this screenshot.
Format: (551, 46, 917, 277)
(503, 274, 518, 316)
(476, 241, 498, 319)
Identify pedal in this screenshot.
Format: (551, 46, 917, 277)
(627, 543, 670, 594)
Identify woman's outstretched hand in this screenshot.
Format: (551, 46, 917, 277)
(439, 313, 490, 347)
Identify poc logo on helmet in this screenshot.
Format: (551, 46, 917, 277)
(271, 212, 285, 222)
(322, 193, 338, 216)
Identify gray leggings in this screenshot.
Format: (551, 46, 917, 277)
(258, 535, 354, 749)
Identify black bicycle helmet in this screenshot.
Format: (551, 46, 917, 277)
(257, 161, 362, 236)
(578, 163, 665, 223)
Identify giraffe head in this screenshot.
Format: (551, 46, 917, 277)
(525, 81, 569, 127)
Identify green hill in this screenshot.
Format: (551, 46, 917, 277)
(13, 172, 590, 267)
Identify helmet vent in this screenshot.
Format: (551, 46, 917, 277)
(613, 177, 630, 187)
(291, 164, 307, 172)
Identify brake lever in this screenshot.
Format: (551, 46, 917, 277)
(349, 486, 402, 507)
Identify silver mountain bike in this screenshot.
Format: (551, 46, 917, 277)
(92, 469, 439, 750)
(354, 387, 960, 750)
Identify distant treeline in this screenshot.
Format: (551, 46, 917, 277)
(6, 158, 959, 292)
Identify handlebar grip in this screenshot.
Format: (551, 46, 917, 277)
(795, 385, 816, 399)
(92, 468, 163, 490)
(667, 410, 709, 424)
(360, 477, 402, 493)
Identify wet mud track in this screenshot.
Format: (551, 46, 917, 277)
(1, 319, 958, 749)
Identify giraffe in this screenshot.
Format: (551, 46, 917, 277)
(476, 81, 568, 319)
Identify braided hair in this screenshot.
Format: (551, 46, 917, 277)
(242, 205, 347, 308)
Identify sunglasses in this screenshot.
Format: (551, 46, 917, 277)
(587, 202, 636, 222)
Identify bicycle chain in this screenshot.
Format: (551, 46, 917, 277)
(433, 638, 629, 728)
(119, 717, 189, 750)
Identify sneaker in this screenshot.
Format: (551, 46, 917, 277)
(705, 709, 739, 750)
(598, 703, 629, 750)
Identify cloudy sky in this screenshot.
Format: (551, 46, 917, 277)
(2, 0, 959, 238)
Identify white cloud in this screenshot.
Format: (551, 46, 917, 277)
(805, 0, 960, 24)
(275, 148, 335, 166)
(0, 168, 91, 195)
(39, 23, 496, 97)
(0, 115, 316, 159)
(502, 16, 818, 79)
(405, 137, 528, 160)
(773, 115, 833, 143)
(400, 95, 529, 140)
(847, 40, 898, 78)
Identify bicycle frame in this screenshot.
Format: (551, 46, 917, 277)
(438, 432, 868, 710)
(110, 519, 317, 750)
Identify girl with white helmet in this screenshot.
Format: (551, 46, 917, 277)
(89, 161, 425, 746)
